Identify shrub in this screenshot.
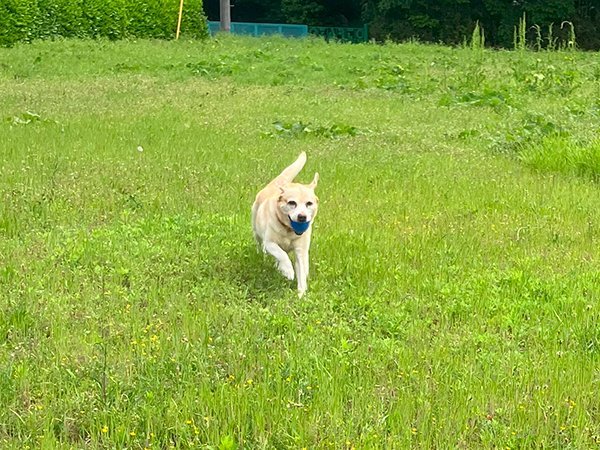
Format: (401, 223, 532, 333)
(0, 0, 208, 46)
(0, 0, 38, 46)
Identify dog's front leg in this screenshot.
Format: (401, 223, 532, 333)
(294, 246, 309, 297)
(263, 241, 294, 281)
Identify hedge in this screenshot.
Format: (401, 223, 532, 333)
(0, 0, 208, 46)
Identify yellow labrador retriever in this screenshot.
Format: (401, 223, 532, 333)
(252, 152, 319, 297)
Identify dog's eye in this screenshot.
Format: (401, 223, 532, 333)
(306, 201, 313, 207)
(287, 201, 297, 208)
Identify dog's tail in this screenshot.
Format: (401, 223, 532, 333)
(271, 152, 307, 186)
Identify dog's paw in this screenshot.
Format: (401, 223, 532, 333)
(278, 262, 295, 280)
(297, 280, 307, 298)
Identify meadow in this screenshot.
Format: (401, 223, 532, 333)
(1, 35, 600, 449)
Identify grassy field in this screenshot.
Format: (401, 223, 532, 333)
(1, 35, 600, 449)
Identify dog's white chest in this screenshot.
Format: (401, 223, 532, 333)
(269, 232, 300, 253)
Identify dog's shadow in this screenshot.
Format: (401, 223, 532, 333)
(224, 241, 293, 301)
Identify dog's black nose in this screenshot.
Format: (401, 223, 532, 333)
(297, 214, 307, 223)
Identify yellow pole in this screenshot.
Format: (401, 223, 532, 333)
(176, 0, 184, 40)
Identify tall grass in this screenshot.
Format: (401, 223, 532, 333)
(520, 137, 600, 179)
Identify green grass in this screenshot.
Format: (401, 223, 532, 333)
(1, 35, 600, 449)
(520, 137, 600, 180)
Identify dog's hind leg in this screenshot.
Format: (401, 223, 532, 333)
(263, 241, 294, 281)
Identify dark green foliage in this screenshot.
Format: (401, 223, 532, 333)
(362, 0, 596, 49)
(203, 0, 599, 50)
(0, 0, 208, 46)
(0, 0, 38, 46)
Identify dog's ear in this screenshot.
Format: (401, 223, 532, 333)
(309, 172, 319, 189)
(278, 187, 285, 202)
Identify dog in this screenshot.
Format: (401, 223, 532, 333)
(252, 152, 319, 297)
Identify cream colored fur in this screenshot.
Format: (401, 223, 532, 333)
(251, 152, 319, 297)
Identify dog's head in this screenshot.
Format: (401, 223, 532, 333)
(278, 173, 319, 226)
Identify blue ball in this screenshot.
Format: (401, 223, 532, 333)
(290, 220, 310, 234)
